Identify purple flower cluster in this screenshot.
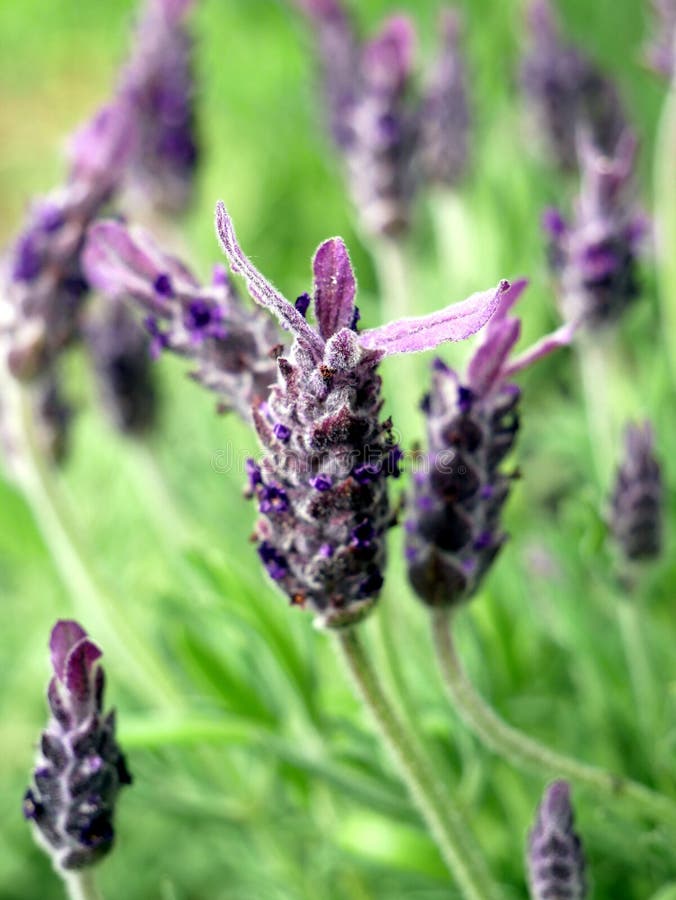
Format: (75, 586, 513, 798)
(296, 2, 470, 236)
(83, 221, 281, 422)
(543, 132, 646, 329)
(526, 781, 586, 900)
(120, 0, 198, 214)
(216, 203, 507, 626)
(520, 0, 626, 171)
(23, 621, 131, 871)
(406, 281, 573, 607)
(610, 422, 663, 562)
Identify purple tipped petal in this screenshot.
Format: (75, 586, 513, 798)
(358, 281, 509, 356)
(313, 238, 357, 339)
(64, 639, 102, 704)
(215, 202, 323, 358)
(84, 221, 166, 306)
(506, 320, 576, 377)
(50, 621, 88, 683)
(362, 15, 416, 93)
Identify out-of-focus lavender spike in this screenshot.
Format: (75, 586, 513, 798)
(344, 16, 418, 236)
(120, 0, 198, 215)
(83, 220, 280, 423)
(417, 10, 470, 187)
(23, 620, 132, 872)
(32, 373, 73, 466)
(610, 422, 663, 561)
(215, 203, 508, 627)
(1, 99, 135, 383)
(405, 280, 573, 608)
(520, 0, 626, 171)
(85, 298, 158, 436)
(645, 0, 676, 79)
(544, 131, 646, 329)
(527, 781, 587, 900)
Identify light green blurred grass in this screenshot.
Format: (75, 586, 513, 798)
(1, 0, 675, 898)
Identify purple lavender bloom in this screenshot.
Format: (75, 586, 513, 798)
(544, 132, 646, 329)
(610, 422, 663, 561)
(82, 221, 280, 422)
(119, 0, 198, 215)
(645, 0, 676, 79)
(416, 10, 470, 188)
(520, 0, 626, 171)
(406, 280, 574, 607)
(85, 298, 158, 435)
(527, 781, 586, 900)
(23, 621, 132, 872)
(2, 101, 135, 382)
(297, 3, 418, 236)
(216, 202, 508, 627)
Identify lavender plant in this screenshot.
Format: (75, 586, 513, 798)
(24, 621, 131, 894)
(543, 132, 646, 330)
(610, 421, 663, 562)
(526, 781, 586, 900)
(215, 202, 508, 628)
(520, 0, 626, 171)
(645, 0, 676, 79)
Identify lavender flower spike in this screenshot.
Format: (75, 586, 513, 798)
(544, 131, 646, 329)
(216, 202, 507, 627)
(83, 220, 280, 422)
(610, 422, 663, 561)
(2, 98, 135, 382)
(23, 620, 132, 872)
(520, 0, 626, 171)
(406, 280, 574, 607)
(416, 10, 470, 187)
(119, 0, 198, 214)
(527, 781, 586, 900)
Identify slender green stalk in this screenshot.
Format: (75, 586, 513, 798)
(5, 378, 180, 709)
(576, 333, 616, 488)
(616, 596, 658, 741)
(336, 628, 502, 900)
(431, 608, 676, 827)
(430, 190, 487, 296)
(62, 870, 104, 900)
(654, 63, 676, 386)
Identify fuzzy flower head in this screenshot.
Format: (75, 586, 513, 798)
(544, 132, 646, 329)
(120, 0, 198, 214)
(520, 0, 626, 171)
(83, 221, 280, 423)
(23, 621, 132, 872)
(406, 281, 573, 607)
(416, 10, 470, 187)
(216, 202, 508, 627)
(645, 0, 676, 79)
(610, 421, 663, 562)
(527, 781, 586, 900)
(1, 100, 135, 382)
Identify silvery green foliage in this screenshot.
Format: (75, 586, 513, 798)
(216, 202, 507, 626)
(83, 221, 281, 423)
(543, 132, 646, 329)
(527, 781, 587, 900)
(610, 421, 663, 561)
(406, 281, 573, 607)
(520, 0, 626, 171)
(120, 0, 199, 214)
(23, 621, 132, 871)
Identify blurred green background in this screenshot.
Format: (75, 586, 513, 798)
(1, 0, 675, 897)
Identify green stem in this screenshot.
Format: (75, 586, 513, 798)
(431, 609, 676, 827)
(62, 869, 103, 900)
(6, 379, 180, 709)
(576, 334, 617, 488)
(336, 628, 502, 900)
(616, 596, 658, 741)
(654, 63, 676, 387)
